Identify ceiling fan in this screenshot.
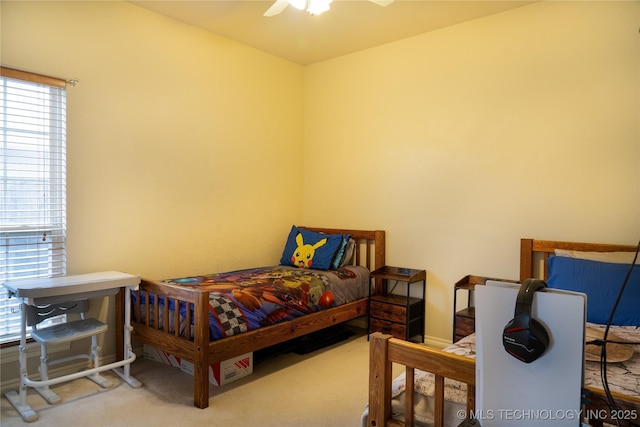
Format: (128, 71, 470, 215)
(264, 0, 394, 17)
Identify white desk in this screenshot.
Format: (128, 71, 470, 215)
(3, 271, 143, 422)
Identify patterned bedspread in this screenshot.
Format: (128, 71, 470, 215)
(138, 265, 369, 341)
(392, 323, 640, 406)
(391, 334, 474, 409)
(583, 323, 640, 398)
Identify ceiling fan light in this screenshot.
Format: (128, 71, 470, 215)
(288, 0, 307, 10)
(307, 0, 332, 15)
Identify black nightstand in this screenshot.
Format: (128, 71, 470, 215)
(369, 266, 426, 343)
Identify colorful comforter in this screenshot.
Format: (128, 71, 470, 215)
(137, 265, 370, 341)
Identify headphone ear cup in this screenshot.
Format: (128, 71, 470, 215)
(502, 317, 549, 363)
(529, 317, 550, 349)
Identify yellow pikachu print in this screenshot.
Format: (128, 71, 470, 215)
(291, 232, 327, 268)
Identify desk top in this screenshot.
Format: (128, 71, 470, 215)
(2, 271, 140, 301)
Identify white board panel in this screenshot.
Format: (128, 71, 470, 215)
(475, 281, 586, 427)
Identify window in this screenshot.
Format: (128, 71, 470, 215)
(0, 67, 67, 344)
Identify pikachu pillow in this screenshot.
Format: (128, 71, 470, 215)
(280, 225, 346, 270)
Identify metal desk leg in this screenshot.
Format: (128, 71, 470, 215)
(111, 286, 142, 388)
(4, 302, 39, 422)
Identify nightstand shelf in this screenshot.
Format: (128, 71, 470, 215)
(369, 266, 426, 343)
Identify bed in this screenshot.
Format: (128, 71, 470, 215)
(115, 226, 385, 409)
(367, 238, 640, 427)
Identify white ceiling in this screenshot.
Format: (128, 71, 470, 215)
(128, 0, 534, 65)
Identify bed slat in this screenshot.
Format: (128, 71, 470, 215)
(405, 366, 415, 427)
(161, 298, 168, 332)
(434, 374, 445, 427)
(466, 384, 475, 419)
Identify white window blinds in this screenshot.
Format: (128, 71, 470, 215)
(0, 67, 67, 343)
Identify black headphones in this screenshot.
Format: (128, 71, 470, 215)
(502, 279, 550, 363)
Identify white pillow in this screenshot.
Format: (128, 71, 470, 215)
(554, 249, 636, 264)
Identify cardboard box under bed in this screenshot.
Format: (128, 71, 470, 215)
(143, 344, 253, 387)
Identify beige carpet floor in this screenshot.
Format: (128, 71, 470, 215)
(2, 328, 401, 427)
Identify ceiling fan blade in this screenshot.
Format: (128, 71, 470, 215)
(369, 0, 394, 6)
(264, 0, 290, 16)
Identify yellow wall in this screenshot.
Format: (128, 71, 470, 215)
(2, 0, 305, 278)
(1, 0, 638, 369)
(304, 1, 640, 342)
(1, 0, 304, 377)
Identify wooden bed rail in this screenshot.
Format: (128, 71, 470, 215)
(130, 279, 210, 407)
(368, 333, 476, 427)
(132, 280, 196, 337)
(130, 280, 211, 363)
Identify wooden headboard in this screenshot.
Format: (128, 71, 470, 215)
(301, 227, 386, 294)
(300, 227, 385, 272)
(519, 238, 638, 283)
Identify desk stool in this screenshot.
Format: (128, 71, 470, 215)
(26, 299, 113, 404)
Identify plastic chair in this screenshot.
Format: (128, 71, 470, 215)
(26, 299, 112, 404)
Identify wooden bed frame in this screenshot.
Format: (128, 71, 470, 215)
(116, 227, 385, 409)
(368, 238, 639, 427)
